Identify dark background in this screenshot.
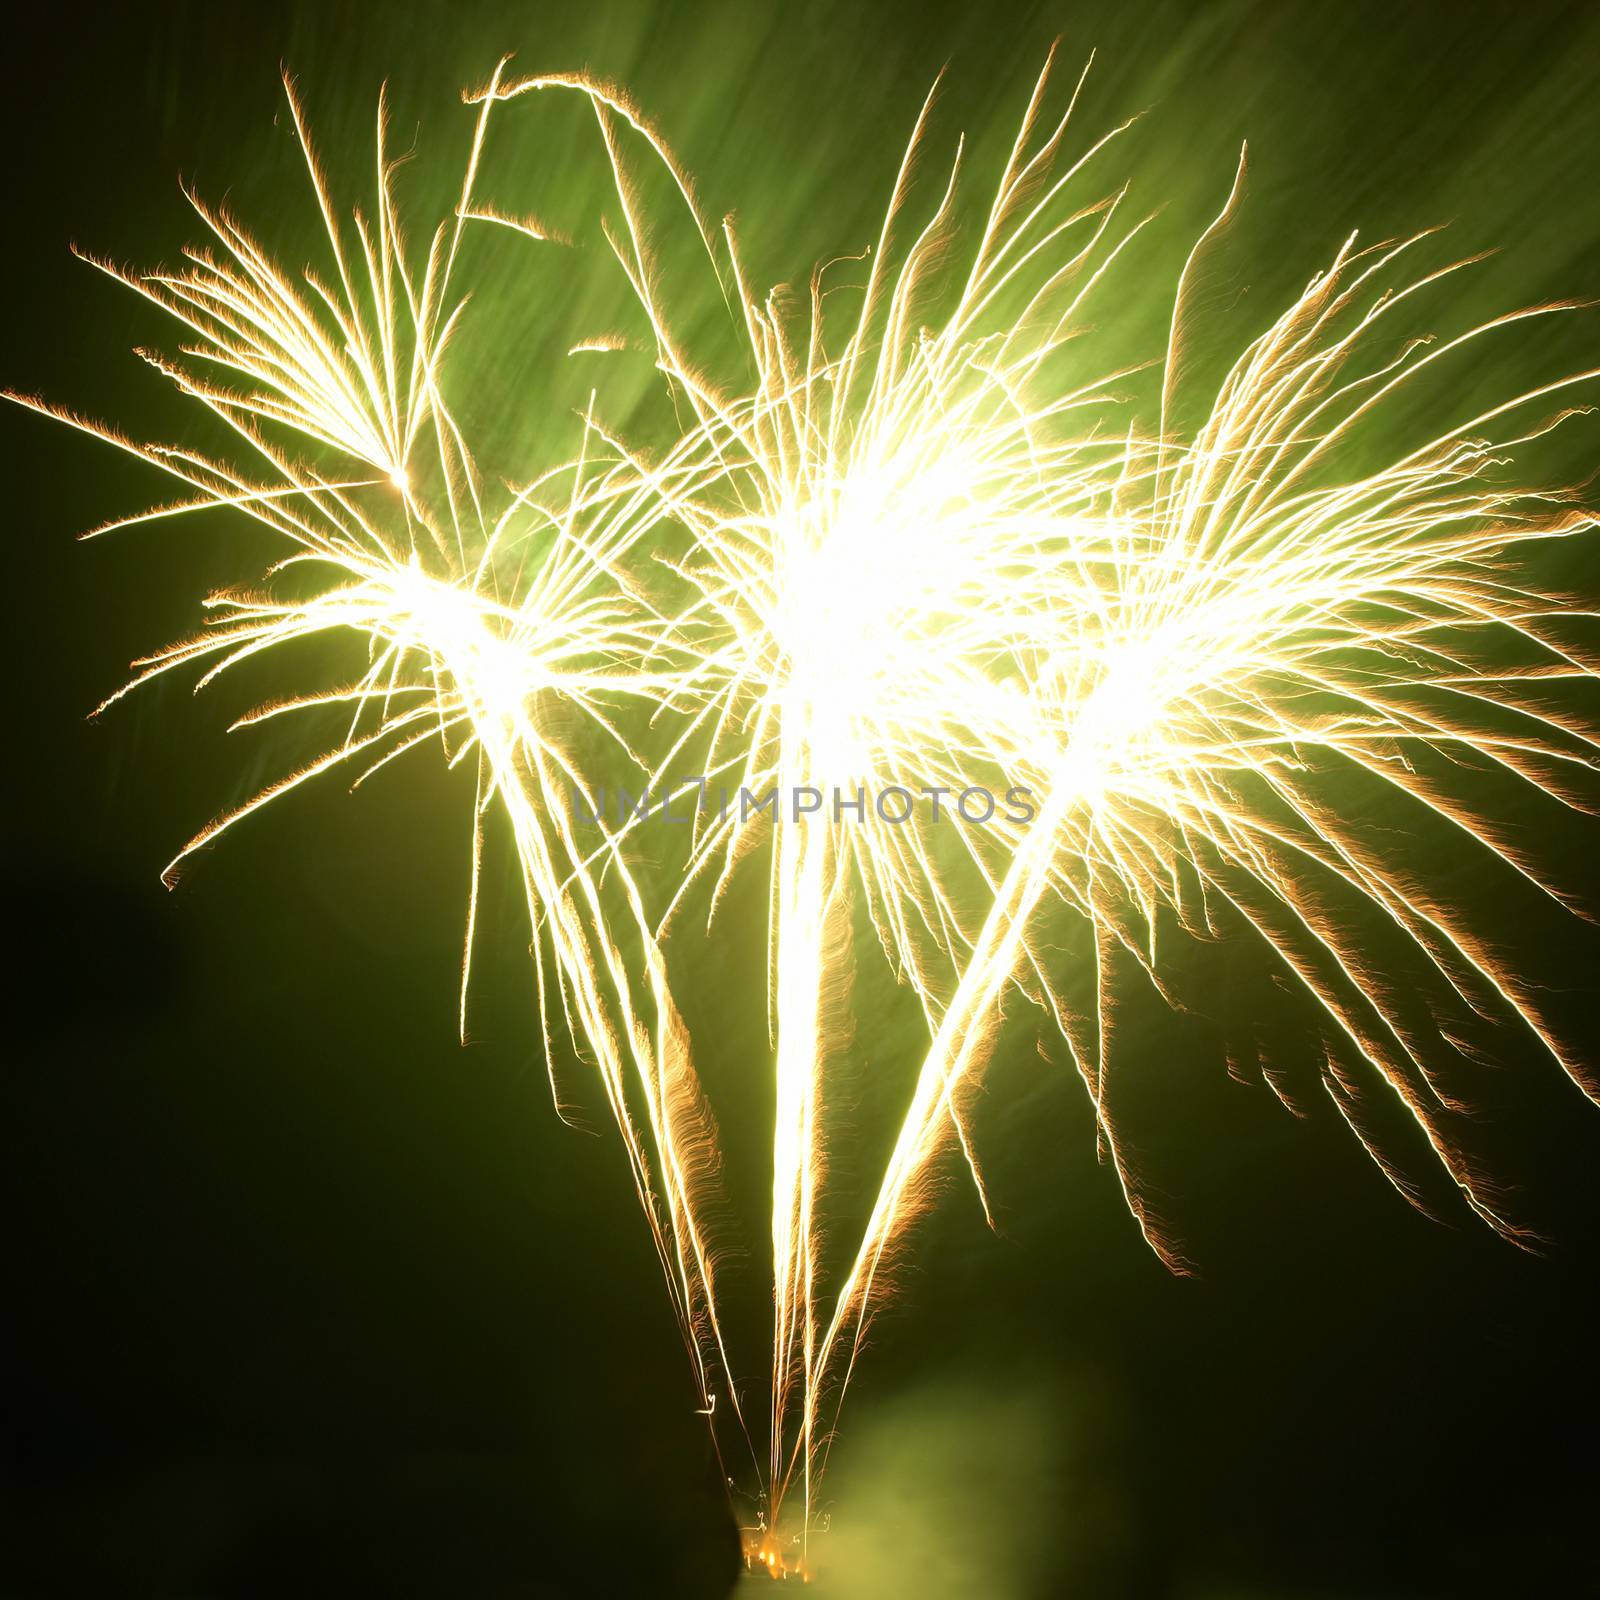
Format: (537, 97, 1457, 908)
(5, 2, 1600, 1596)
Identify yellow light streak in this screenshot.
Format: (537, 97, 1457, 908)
(18, 53, 1599, 1582)
(495, 58, 1598, 1563)
(8, 69, 756, 1499)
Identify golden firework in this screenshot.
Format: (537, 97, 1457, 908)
(16, 53, 1598, 1584)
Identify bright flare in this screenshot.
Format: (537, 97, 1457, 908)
(19, 53, 1600, 1582)
(9, 70, 754, 1493)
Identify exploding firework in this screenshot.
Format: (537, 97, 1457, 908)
(495, 60, 1599, 1568)
(490, 63, 1599, 1568)
(810, 192, 1600, 1490)
(465, 52, 1160, 1553)
(14, 47, 1599, 1585)
(6, 68, 752, 1490)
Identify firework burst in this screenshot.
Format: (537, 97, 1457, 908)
(508, 63, 1600, 1563)
(7, 68, 753, 1490)
(807, 168, 1600, 1507)
(15, 49, 1599, 1585)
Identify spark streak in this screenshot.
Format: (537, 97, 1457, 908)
(803, 181, 1600, 1507)
(9, 69, 754, 1492)
(18, 50, 1599, 1581)
(511, 53, 1152, 1549)
(513, 57, 1598, 1559)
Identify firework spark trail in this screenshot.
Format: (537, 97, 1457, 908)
(515, 64, 1599, 1542)
(800, 176, 1600, 1495)
(8, 72, 755, 1489)
(19, 47, 1600, 1581)
(476, 53, 1171, 1553)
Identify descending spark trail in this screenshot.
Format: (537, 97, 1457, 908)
(475, 55, 1155, 1552)
(498, 63, 1599, 1563)
(18, 49, 1600, 1585)
(803, 184, 1600, 1498)
(7, 73, 753, 1490)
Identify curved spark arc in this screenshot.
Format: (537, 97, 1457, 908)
(9, 74, 755, 1493)
(491, 53, 1159, 1552)
(805, 203, 1600, 1485)
(19, 47, 1600, 1584)
(692, 75, 1151, 1553)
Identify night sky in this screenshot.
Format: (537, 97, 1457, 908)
(5, 3, 1600, 1596)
